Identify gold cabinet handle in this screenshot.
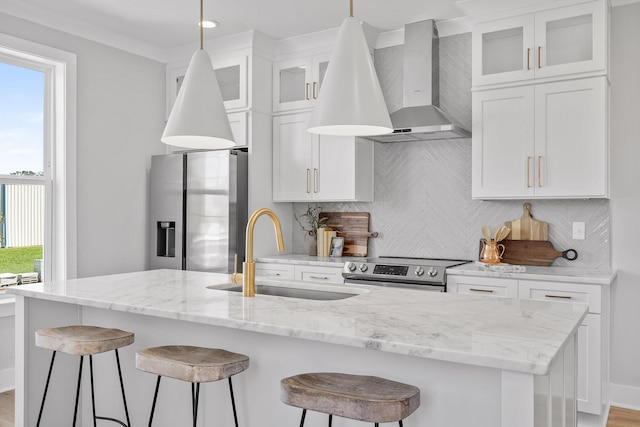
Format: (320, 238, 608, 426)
(538, 46, 541, 69)
(313, 81, 318, 99)
(305, 83, 310, 100)
(527, 48, 531, 70)
(306, 169, 311, 193)
(545, 294, 572, 299)
(537, 156, 542, 187)
(527, 156, 532, 188)
(309, 275, 329, 280)
(313, 168, 319, 193)
(470, 288, 494, 293)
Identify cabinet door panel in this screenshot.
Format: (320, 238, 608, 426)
(273, 58, 313, 112)
(576, 314, 601, 414)
(472, 15, 535, 86)
(534, 1, 607, 79)
(295, 266, 344, 284)
(472, 86, 535, 199)
(534, 77, 607, 197)
(273, 113, 313, 201)
(314, 136, 357, 201)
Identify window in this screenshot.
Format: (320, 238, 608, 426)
(0, 33, 77, 284)
(0, 61, 46, 286)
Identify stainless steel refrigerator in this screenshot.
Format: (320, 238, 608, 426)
(149, 150, 248, 273)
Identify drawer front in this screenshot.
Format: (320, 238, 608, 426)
(295, 266, 344, 284)
(519, 280, 601, 313)
(255, 263, 295, 280)
(447, 276, 518, 298)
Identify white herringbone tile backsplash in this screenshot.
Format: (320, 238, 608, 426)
(290, 32, 610, 269)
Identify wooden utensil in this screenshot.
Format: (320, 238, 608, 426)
(495, 226, 510, 242)
(504, 203, 549, 240)
(482, 226, 492, 241)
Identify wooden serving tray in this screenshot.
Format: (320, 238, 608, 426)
(478, 239, 578, 266)
(319, 212, 378, 257)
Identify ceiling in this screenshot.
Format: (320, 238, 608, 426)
(3, 0, 467, 60)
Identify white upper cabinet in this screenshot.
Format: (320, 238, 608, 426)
(473, 0, 607, 87)
(473, 76, 608, 199)
(168, 55, 248, 114)
(273, 112, 374, 202)
(273, 53, 331, 112)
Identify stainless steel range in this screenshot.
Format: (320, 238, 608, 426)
(342, 257, 470, 292)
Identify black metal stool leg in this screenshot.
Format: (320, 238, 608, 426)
(192, 382, 201, 427)
(148, 376, 162, 427)
(90, 355, 98, 427)
(114, 349, 132, 427)
(36, 351, 57, 427)
(299, 408, 307, 427)
(328, 414, 333, 426)
(399, 420, 404, 427)
(72, 356, 85, 427)
(228, 377, 240, 427)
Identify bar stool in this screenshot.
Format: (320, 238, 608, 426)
(280, 372, 420, 426)
(35, 325, 134, 427)
(135, 345, 249, 426)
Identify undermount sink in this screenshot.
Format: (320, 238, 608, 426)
(207, 284, 359, 301)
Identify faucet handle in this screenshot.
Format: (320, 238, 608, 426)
(231, 253, 243, 284)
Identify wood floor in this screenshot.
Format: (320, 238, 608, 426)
(0, 390, 14, 427)
(0, 389, 637, 425)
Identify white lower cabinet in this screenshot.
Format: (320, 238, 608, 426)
(256, 262, 344, 285)
(447, 274, 606, 416)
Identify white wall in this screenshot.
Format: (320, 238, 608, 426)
(0, 12, 167, 277)
(609, 2, 640, 409)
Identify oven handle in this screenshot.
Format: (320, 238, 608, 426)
(343, 278, 445, 292)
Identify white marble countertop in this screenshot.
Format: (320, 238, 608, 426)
(448, 262, 616, 285)
(255, 254, 365, 267)
(8, 269, 587, 375)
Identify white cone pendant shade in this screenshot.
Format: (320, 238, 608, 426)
(308, 17, 393, 136)
(162, 49, 235, 149)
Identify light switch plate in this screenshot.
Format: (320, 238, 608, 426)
(572, 222, 586, 240)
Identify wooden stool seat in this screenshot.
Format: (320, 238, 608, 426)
(35, 325, 134, 427)
(36, 325, 134, 356)
(136, 345, 249, 383)
(281, 373, 420, 423)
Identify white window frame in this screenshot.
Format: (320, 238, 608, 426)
(0, 33, 77, 282)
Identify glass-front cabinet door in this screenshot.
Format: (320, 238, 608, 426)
(273, 53, 331, 112)
(534, 1, 606, 80)
(472, 0, 606, 87)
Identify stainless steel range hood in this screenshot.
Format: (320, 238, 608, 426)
(369, 20, 471, 143)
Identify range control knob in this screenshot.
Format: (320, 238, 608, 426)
(427, 267, 438, 278)
(415, 266, 425, 277)
(347, 262, 357, 272)
(359, 264, 369, 272)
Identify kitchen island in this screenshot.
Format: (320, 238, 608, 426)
(9, 269, 587, 427)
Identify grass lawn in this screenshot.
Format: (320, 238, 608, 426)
(0, 246, 43, 274)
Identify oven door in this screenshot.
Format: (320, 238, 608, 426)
(343, 278, 445, 292)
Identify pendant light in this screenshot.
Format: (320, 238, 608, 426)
(161, 0, 235, 149)
(307, 0, 392, 136)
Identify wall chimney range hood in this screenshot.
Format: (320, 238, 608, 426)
(368, 20, 471, 143)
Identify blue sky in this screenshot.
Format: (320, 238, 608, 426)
(0, 61, 44, 175)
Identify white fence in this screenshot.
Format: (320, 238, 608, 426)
(1, 184, 44, 248)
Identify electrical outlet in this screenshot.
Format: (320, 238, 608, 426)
(572, 222, 586, 240)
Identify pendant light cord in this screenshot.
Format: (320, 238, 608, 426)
(199, 0, 204, 50)
(349, 0, 353, 17)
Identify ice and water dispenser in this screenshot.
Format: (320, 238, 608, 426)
(156, 221, 176, 257)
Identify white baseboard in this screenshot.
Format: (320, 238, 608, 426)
(0, 367, 14, 393)
(610, 382, 640, 411)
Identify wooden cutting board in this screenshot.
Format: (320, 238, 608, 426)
(319, 212, 378, 257)
(504, 203, 549, 241)
(499, 240, 578, 266)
